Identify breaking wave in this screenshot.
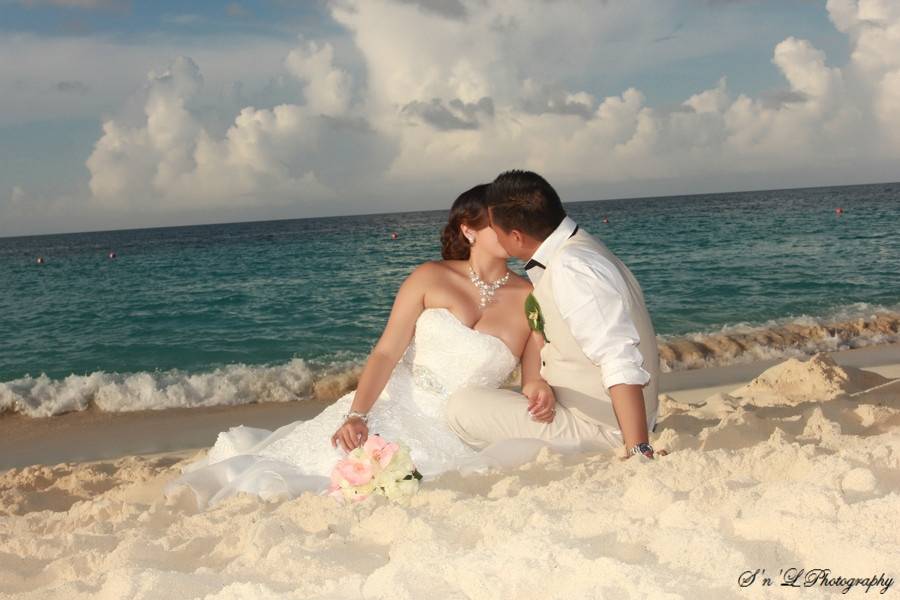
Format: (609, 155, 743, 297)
(0, 359, 364, 418)
(659, 304, 900, 371)
(3, 303, 898, 418)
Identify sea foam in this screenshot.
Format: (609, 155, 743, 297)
(0, 359, 361, 418)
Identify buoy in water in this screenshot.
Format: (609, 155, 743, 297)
(602, 217, 610, 224)
(835, 207, 844, 215)
(36, 256, 44, 264)
(108, 251, 116, 259)
(391, 232, 399, 240)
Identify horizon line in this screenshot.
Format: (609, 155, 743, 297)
(2, 178, 897, 241)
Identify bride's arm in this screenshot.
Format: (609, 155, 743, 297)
(520, 331, 556, 423)
(520, 330, 544, 386)
(349, 268, 428, 413)
(332, 263, 432, 451)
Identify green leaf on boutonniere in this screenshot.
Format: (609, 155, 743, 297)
(525, 293, 549, 343)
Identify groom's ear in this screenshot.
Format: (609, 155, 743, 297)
(500, 225, 528, 246)
(488, 207, 512, 237)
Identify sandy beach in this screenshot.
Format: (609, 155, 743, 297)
(5, 0, 900, 596)
(1, 345, 899, 599)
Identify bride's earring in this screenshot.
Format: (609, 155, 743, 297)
(465, 233, 475, 245)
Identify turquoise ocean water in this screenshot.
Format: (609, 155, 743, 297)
(1, 183, 898, 417)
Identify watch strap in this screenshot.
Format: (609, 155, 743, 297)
(630, 442, 654, 457)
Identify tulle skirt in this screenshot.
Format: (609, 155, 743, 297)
(163, 420, 594, 510)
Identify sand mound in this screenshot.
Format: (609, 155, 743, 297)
(728, 352, 891, 406)
(0, 453, 198, 517)
(0, 357, 898, 599)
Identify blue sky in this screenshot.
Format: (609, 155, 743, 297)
(1, 0, 897, 236)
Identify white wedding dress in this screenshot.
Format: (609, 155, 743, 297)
(165, 308, 561, 509)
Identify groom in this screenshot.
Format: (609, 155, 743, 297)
(446, 170, 662, 460)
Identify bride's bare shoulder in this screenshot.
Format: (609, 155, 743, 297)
(414, 260, 467, 277)
(406, 260, 465, 282)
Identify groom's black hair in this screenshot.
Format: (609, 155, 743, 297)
(486, 170, 566, 240)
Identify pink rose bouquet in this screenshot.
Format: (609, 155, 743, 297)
(327, 434, 422, 503)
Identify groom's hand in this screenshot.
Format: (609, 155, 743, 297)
(522, 380, 557, 423)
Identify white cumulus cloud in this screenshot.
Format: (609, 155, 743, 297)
(323, 0, 899, 186)
(5, 0, 900, 235)
(85, 43, 389, 212)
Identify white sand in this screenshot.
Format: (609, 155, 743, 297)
(1, 352, 898, 599)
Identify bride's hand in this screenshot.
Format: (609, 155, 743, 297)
(522, 380, 556, 423)
(331, 417, 369, 452)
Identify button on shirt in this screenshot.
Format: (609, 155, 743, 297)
(525, 216, 652, 389)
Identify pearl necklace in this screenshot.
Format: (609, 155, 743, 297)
(468, 264, 511, 309)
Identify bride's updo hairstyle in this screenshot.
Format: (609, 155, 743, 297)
(441, 183, 490, 260)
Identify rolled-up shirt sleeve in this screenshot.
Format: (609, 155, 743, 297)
(552, 255, 651, 389)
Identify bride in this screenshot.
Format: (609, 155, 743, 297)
(165, 184, 560, 509)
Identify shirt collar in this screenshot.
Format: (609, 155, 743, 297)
(528, 216, 577, 271)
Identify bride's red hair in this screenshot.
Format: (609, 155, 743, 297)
(440, 184, 490, 260)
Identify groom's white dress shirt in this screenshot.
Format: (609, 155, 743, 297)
(525, 216, 652, 389)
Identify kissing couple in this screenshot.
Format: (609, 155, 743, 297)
(166, 170, 665, 509)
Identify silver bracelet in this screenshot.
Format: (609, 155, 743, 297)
(343, 410, 368, 423)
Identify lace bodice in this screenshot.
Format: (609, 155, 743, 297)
(399, 308, 519, 402)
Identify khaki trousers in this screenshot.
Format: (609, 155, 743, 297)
(445, 386, 624, 452)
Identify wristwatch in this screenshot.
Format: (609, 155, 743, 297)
(629, 441, 654, 459)
(343, 410, 368, 423)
